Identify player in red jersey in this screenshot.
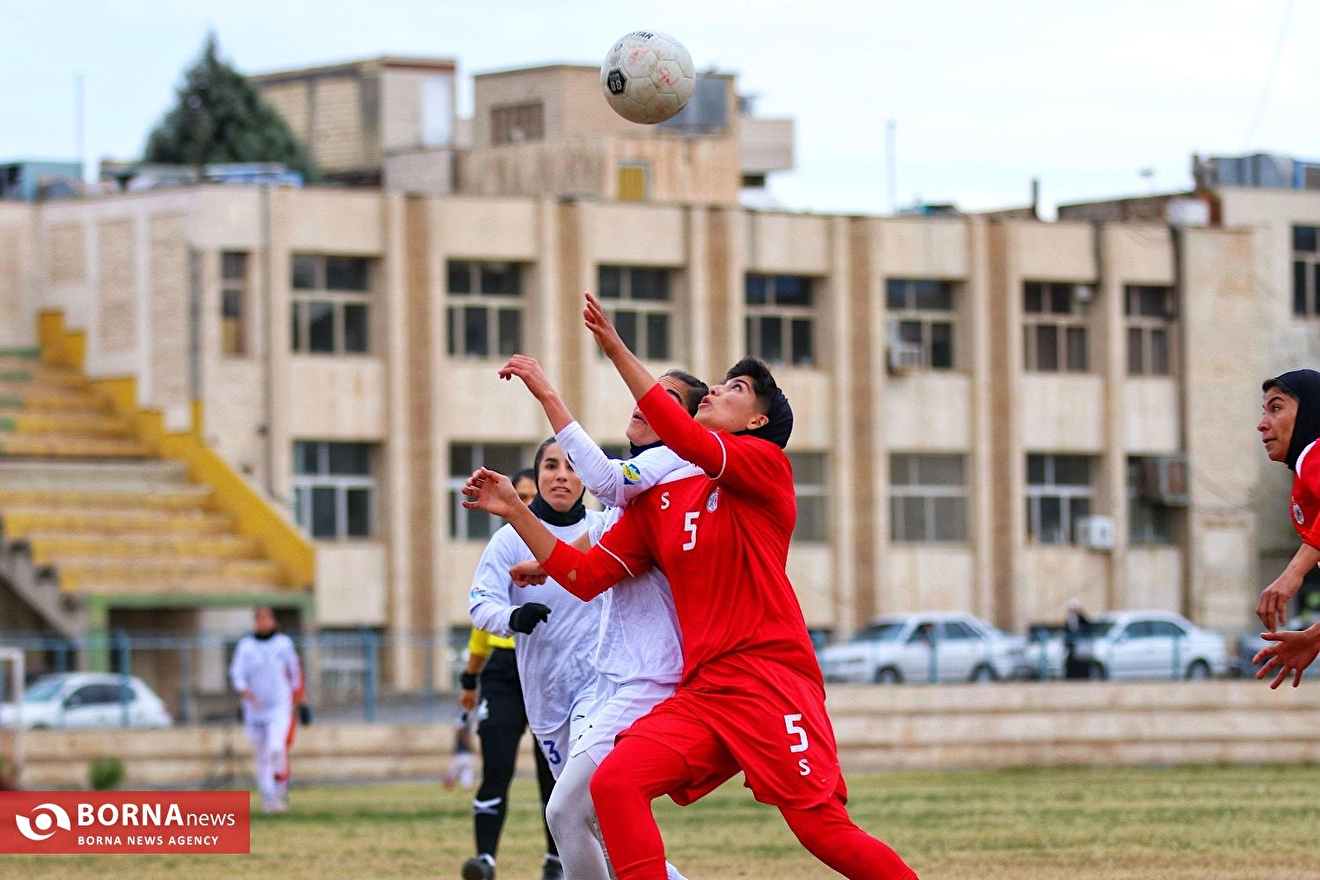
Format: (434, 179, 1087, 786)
(1253, 370, 1320, 687)
(461, 293, 918, 880)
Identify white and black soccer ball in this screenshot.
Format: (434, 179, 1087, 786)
(600, 31, 696, 125)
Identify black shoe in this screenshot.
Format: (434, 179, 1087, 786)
(540, 858, 563, 880)
(461, 856, 494, 880)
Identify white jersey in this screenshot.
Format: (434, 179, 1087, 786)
(469, 513, 605, 734)
(557, 422, 685, 688)
(229, 632, 302, 722)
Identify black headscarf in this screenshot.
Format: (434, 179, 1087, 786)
(1266, 369, 1320, 472)
(528, 437, 587, 526)
(740, 388, 793, 449)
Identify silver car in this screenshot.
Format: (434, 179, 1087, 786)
(819, 612, 1026, 684)
(0, 672, 173, 729)
(1070, 610, 1229, 680)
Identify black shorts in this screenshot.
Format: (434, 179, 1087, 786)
(478, 648, 528, 733)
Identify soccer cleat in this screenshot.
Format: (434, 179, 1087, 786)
(461, 855, 495, 880)
(541, 856, 564, 880)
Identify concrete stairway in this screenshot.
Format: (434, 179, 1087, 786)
(0, 348, 296, 637)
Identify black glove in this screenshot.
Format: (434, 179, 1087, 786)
(298, 704, 312, 726)
(509, 603, 552, 634)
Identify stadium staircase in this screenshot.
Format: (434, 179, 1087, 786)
(0, 327, 313, 654)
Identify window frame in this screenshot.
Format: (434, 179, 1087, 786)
(1127, 456, 1175, 546)
(445, 260, 526, 360)
(889, 453, 969, 543)
(1293, 225, 1320, 318)
(1025, 453, 1095, 546)
(1022, 282, 1092, 373)
(448, 442, 529, 541)
(745, 273, 817, 368)
(1124, 285, 1176, 377)
(597, 265, 675, 361)
(221, 251, 249, 358)
(786, 451, 829, 542)
(885, 278, 957, 370)
(289, 254, 374, 356)
(292, 441, 377, 540)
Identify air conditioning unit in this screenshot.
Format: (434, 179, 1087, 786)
(887, 342, 923, 375)
(1137, 455, 1189, 506)
(1075, 515, 1116, 550)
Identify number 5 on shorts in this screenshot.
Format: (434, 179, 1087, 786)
(784, 714, 809, 753)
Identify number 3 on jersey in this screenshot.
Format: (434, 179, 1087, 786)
(785, 713, 811, 776)
(682, 511, 699, 550)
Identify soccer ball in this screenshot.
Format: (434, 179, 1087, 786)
(600, 31, 696, 125)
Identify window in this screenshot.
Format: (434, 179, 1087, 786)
(1293, 225, 1320, 318)
(449, 443, 527, 540)
(1125, 285, 1175, 376)
(746, 274, 816, 367)
(1128, 457, 1175, 545)
(618, 163, 649, 202)
(1025, 454, 1094, 545)
(290, 254, 372, 355)
(293, 441, 376, 539)
(446, 261, 524, 359)
(221, 251, 248, 357)
(787, 452, 828, 541)
(1023, 282, 1091, 372)
(890, 454, 968, 543)
(886, 279, 955, 370)
(491, 102, 545, 145)
(599, 266, 673, 360)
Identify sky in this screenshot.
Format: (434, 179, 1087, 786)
(1, 0, 1316, 217)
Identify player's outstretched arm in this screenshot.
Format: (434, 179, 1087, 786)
(462, 467, 633, 599)
(499, 355, 575, 433)
(1253, 623, 1320, 688)
(583, 291, 660, 402)
(1257, 543, 1320, 631)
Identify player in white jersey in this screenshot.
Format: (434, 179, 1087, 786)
(468, 438, 605, 800)
(229, 607, 304, 813)
(498, 355, 704, 880)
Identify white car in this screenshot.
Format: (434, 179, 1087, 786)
(0, 673, 173, 729)
(819, 612, 1026, 684)
(1070, 610, 1230, 680)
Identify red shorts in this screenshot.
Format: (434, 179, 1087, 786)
(618, 659, 846, 810)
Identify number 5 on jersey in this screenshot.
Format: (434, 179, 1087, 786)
(682, 511, 699, 551)
(785, 713, 811, 776)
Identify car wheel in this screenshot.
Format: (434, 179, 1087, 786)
(1185, 660, 1211, 680)
(874, 667, 902, 684)
(970, 664, 998, 683)
(1087, 661, 1108, 681)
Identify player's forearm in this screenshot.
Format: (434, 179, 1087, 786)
(604, 338, 660, 402)
(637, 384, 724, 476)
(463, 652, 485, 675)
(535, 386, 575, 434)
(541, 541, 615, 601)
(557, 421, 627, 505)
(1287, 543, 1320, 580)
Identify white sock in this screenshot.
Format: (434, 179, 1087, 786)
(665, 863, 688, 880)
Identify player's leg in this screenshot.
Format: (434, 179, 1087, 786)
(589, 736, 696, 880)
(778, 795, 918, 880)
(273, 708, 297, 805)
(470, 718, 521, 866)
(532, 739, 561, 877)
(546, 752, 609, 880)
(262, 708, 292, 812)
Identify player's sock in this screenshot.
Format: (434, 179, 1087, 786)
(664, 862, 688, 880)
(780, 797, 918, 879)
(472, 795, 506, 858)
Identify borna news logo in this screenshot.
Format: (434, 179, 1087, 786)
(14, 802, 71, 841)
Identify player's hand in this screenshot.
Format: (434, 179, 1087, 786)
(509, 603, 552, 634)
(461, 468, 520, 519)
(1257, 570, 1303, 631)
(459, 689, 478, 712)
(510, 559, 548, 587)
(1253, 625, 1320, 689)
(583, 292, 627, 359)
(241, 690, 262, 710)
(498, 355, 555, 401)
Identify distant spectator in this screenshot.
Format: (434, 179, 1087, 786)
(1064, 598, 1092, 680)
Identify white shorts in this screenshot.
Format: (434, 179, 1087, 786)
(533, 688, 594, 779)
(244, 707, 293, 755)
(570, 677, 676, 766)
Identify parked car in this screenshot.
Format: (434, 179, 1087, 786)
(1018, 622, 1068, 680)
(0, 672, 172, 729)
(1069, 610, 1230, 680)
(818, 612, 1026, 684)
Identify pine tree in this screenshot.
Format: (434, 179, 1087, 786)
(143, 33, 319, 181)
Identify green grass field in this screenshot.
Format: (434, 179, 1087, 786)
(12, 765, 1320, 879)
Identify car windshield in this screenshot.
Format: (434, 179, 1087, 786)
(851, 623, 905, 643)
(24, 677, 67, 702)
(1083, 621, 1115, 637)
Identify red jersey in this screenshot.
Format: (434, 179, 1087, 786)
(543, 385, 843, 808)
(1292, 440, 1320, 549)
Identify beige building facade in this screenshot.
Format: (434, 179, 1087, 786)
(0, 179, 1287, 687)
